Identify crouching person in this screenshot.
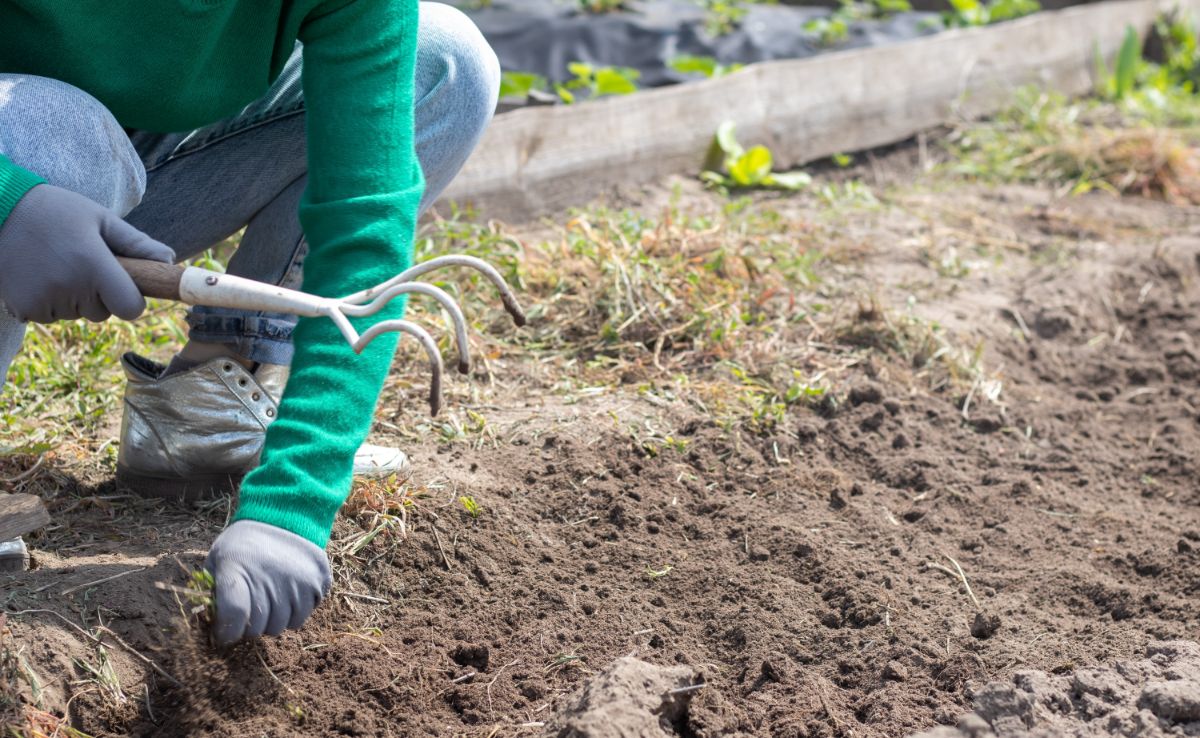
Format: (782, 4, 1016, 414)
(0, 1, 499, 645)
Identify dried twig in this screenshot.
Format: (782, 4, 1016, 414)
(926, 554, 982, 611)
(485, 659, 519, 713)
(340, 591, 390, 605)
(95, 625, 182, 688)
(256, 646, 296, 695)
(334, 631, 397, 657)
(430, 523, 453, 571)
(0, 455, 46, 485)
(61, 567, 146, 597)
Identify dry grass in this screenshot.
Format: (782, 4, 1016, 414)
(947, 87, 1200, 202)
(391, 191, 1000, 439)
(1017, 125, 1200, 202)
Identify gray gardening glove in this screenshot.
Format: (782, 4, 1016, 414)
(205, 520, 332, 647)
(0, 183, 174, 323)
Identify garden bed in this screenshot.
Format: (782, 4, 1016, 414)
(440, 0, 1200, 220)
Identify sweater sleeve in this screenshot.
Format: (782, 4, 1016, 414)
(231, 0, 425, 548)
(0, 154, 46, 229)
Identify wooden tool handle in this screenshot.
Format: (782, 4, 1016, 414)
(116, 257, 186, 301)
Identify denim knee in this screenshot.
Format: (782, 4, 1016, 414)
(418, 3, 501, 136)
(0, 75, 146, 215)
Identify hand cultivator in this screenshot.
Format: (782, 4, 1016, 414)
(118, 256, 526, 416)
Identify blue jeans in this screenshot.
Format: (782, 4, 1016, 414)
(0, 2, 499, 380)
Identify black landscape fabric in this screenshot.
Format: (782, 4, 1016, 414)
(455, 0, 942, 89)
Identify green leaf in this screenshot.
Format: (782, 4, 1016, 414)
(944, 0, 989, 26)
(729, 146, 773, 186)
(987, 0, 1039, 22)
(499, 71, 543, 100)
(670, 54, 719, 77)
(555, 84, 576, 105)
(1113, 25, 1141, 100)
(715, 121, 744, 160)
(700, 170, 730, 190)
(567, 61, 594, 80)
(764, 171, 813, 190)
(595, 67, 639, 96)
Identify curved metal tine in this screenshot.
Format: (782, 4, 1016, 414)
(341, 255, 527, 327)
(326, 306, 363, 352)
(352, 319, 444, 416)
(340, 282, 471, 374)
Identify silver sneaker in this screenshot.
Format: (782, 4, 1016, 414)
(116, 353, 409, 500)
(0, 537, 29, 572)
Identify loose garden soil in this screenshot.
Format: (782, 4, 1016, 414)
(2, 147, 1199, 737)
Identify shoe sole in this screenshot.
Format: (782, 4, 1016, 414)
(115, 465, 242, 502)
(116, 460, 408, 502)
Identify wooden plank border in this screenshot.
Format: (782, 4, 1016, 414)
(438, 0, 1199, 221)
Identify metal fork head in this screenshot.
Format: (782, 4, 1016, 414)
(322, 254, 527, 416)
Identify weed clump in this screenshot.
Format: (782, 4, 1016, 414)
(948, 17, 1200, 202)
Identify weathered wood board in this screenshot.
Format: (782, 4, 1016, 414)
(0, 493, 50, 542)
(438, 0, 1200, 221)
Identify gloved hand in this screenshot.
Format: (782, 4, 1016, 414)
(204, 520, 332, 647)
(0, 183, 174, 323)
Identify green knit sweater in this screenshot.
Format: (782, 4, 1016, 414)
(0, 0, 424, 547)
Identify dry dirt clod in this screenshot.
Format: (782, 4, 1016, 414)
(883, 660, 910, 682)
(544, 656, 701, 738)
(1138, 680, 1200, 723)
(970, 612, 1001, 640)
(1032, 306, 1075, 339)
(829, 486, 848, 511)
(849, 383, 885, 406)
(911, 641, 1200, 737)
(451, 644, 490, 672)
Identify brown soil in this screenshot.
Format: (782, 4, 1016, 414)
(3, 159, 1200, 737)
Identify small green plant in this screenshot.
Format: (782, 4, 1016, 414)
(188, 568, 216, 620)
(1098, 26, 1143, 100)
(578, 0, 625, 12)
(459, 495, 482, 519)
(942, 0, 1039, 27)
(556, 63, 640, 104)
(1155, 14, 1200, 90)
(805, 0, 912, 45)
(663, 436, 690, 453)
(549, 653, 585, 669)
(499, 70, 547, 100)
(785, 381, 827, 404)
(701, 122, 812, 191)
(703, 0, 749, 36)
(73, 646, 125, 707)
(157, 567, 216, 627)
(816, 179, 878, 207)
(805, 13, 850, 45)
(668, 54, 744, 78)
(645, 564, 674, 580)
(731, 366, 828, 431)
